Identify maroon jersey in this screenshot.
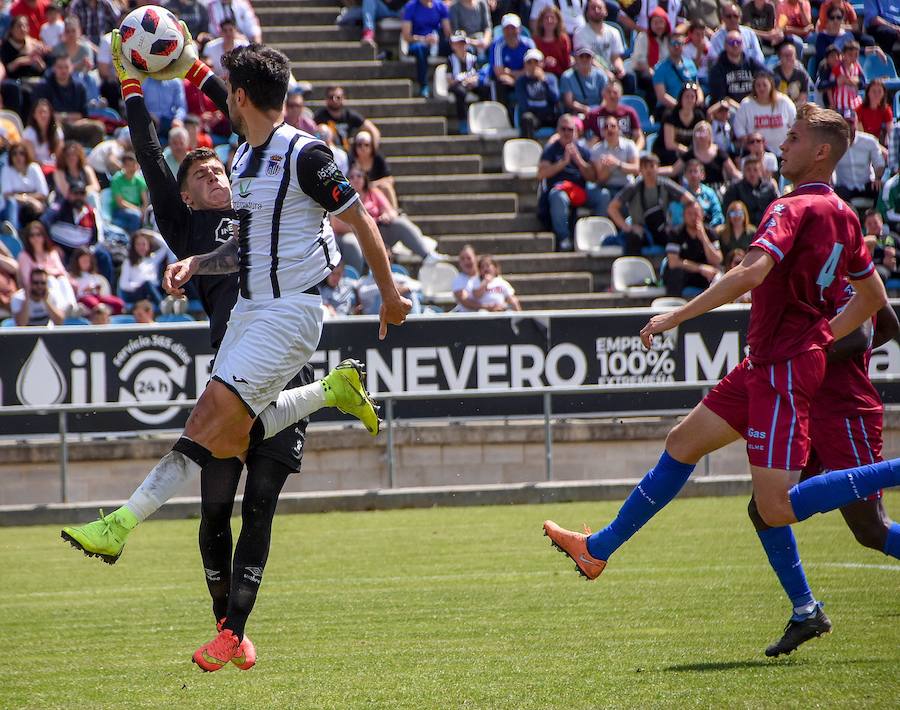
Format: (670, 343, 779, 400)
(812, 280, 882, 418)
(747, 182, 874, 365)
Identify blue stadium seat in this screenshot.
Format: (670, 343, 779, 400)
(621, 95, 658, 134)
(1, 317, 15, 327)
(861, 53, 900, 91)
(110, 314, 136, 324)
(157, 313, 194, 323)
(63, 316, 91, 326)
(0, 231, 22, 258)
(343, 264, 361, 280)
(391, 263, 410, 276)
(886, 277, 900, 291)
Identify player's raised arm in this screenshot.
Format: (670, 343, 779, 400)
(639, 248, 775, 348)
(112, 29, 192, 256)
(150, 22, 230, 118)
(295, 144, 412, 339)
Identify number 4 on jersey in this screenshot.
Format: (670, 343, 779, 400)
(816, 243, 844, 301)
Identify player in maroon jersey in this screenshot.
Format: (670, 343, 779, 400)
(748, 286, 900, 656)
(542, 103, 890, 654)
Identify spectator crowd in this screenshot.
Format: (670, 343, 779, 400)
(5, 0, 900, 325)
(336, 0, 900, 299)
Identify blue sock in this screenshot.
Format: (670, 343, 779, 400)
(586, 451, 695, 560)
(756, 526, 816, 616)
(883, 523, 900, 560)
(789, 458, 900, 522)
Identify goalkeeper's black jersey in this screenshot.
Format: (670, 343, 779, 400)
(126, 74, 237, 349)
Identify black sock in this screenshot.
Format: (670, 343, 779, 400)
(223, 454, 290, 641)
(199, 457, 243, 623)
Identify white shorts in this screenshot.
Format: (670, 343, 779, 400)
(211, 292, 324, 416)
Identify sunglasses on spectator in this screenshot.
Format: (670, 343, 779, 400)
(670, 39, 684, 47)
(727, 210, 744, 218)
(747, 138, 763, 144)
(559, 126, 575, 132)
(286, 102, 302, 109)
(725, 38, 743, 47)
(828, 12, 843, 19)
(356, 140, 372, 146)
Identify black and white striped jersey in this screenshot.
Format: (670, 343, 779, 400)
(230, 123, 357, 300)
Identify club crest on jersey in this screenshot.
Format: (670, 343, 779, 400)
(772, 204, 786, 214)
(266, 154, 283, 176)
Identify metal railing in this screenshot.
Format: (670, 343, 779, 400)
(1, 375, 898, 503)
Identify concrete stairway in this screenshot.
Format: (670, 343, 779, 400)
(255, 0, 648, 309)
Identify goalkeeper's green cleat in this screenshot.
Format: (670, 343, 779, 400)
(321, 358, 381, 436)
(60, 507, 138, 564)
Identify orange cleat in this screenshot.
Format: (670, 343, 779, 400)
(542, 519, 607, 580)
(192, 629, 240, 672)
(216, 619, 256, 670)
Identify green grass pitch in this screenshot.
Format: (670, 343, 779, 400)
(2, 494, 899, 709)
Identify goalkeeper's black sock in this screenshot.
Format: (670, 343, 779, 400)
(199, 457, 243, 622)
(224, 454, 290, 641)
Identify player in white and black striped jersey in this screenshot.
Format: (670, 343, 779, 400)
(58, 40, 412, 669)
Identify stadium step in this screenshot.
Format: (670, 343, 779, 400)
(378, 134, 505, 157)
(280, 41, 377, 63)
(494, 252, 607, 275)
(436, 233, 555, 254)
(294, 61, 416, 81)
(266, 25, 401, 44)
(256, 0, 337, 6)
(307, 97, 447, 118)
(518, 292, 654, 309)
(413, 213, 544, 236)
(394, 173, 536, 195)
(400, 192, 518, 216)
(388, 155, 482, 176)
(506, 272, 593, 296)
(256, 7, 342, 25)
(306, 79, 413, 100)
(376, 116, 447, 138)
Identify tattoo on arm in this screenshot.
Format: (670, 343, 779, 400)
(195, 235, 240, 275)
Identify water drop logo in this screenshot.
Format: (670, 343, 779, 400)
(16, 339, 67, 406)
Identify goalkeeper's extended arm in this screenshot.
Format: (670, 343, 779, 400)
(112, 28, 192, 256)
(148, 22, 230, 122)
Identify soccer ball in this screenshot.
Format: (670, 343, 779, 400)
(119, 5, 184, 74)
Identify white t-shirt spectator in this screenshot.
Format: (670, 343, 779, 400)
(87, 137, 124, 175)
(40, 20, 65, 49)
(1, 162, 49, 197)
(202, 37, 249, 77)
(11, 287, 64, 326)
(530, 0, 587, 36)
(733, 94, 797, 157)
(477, 276, 516, 310)
(71, 272, 112, 299)
(118, 251, 169, 292)
(451, 271, 478, 311)
(590, 137, 638, 188)
(572, 23, 624, 66)
(22, 126, 64, 166)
